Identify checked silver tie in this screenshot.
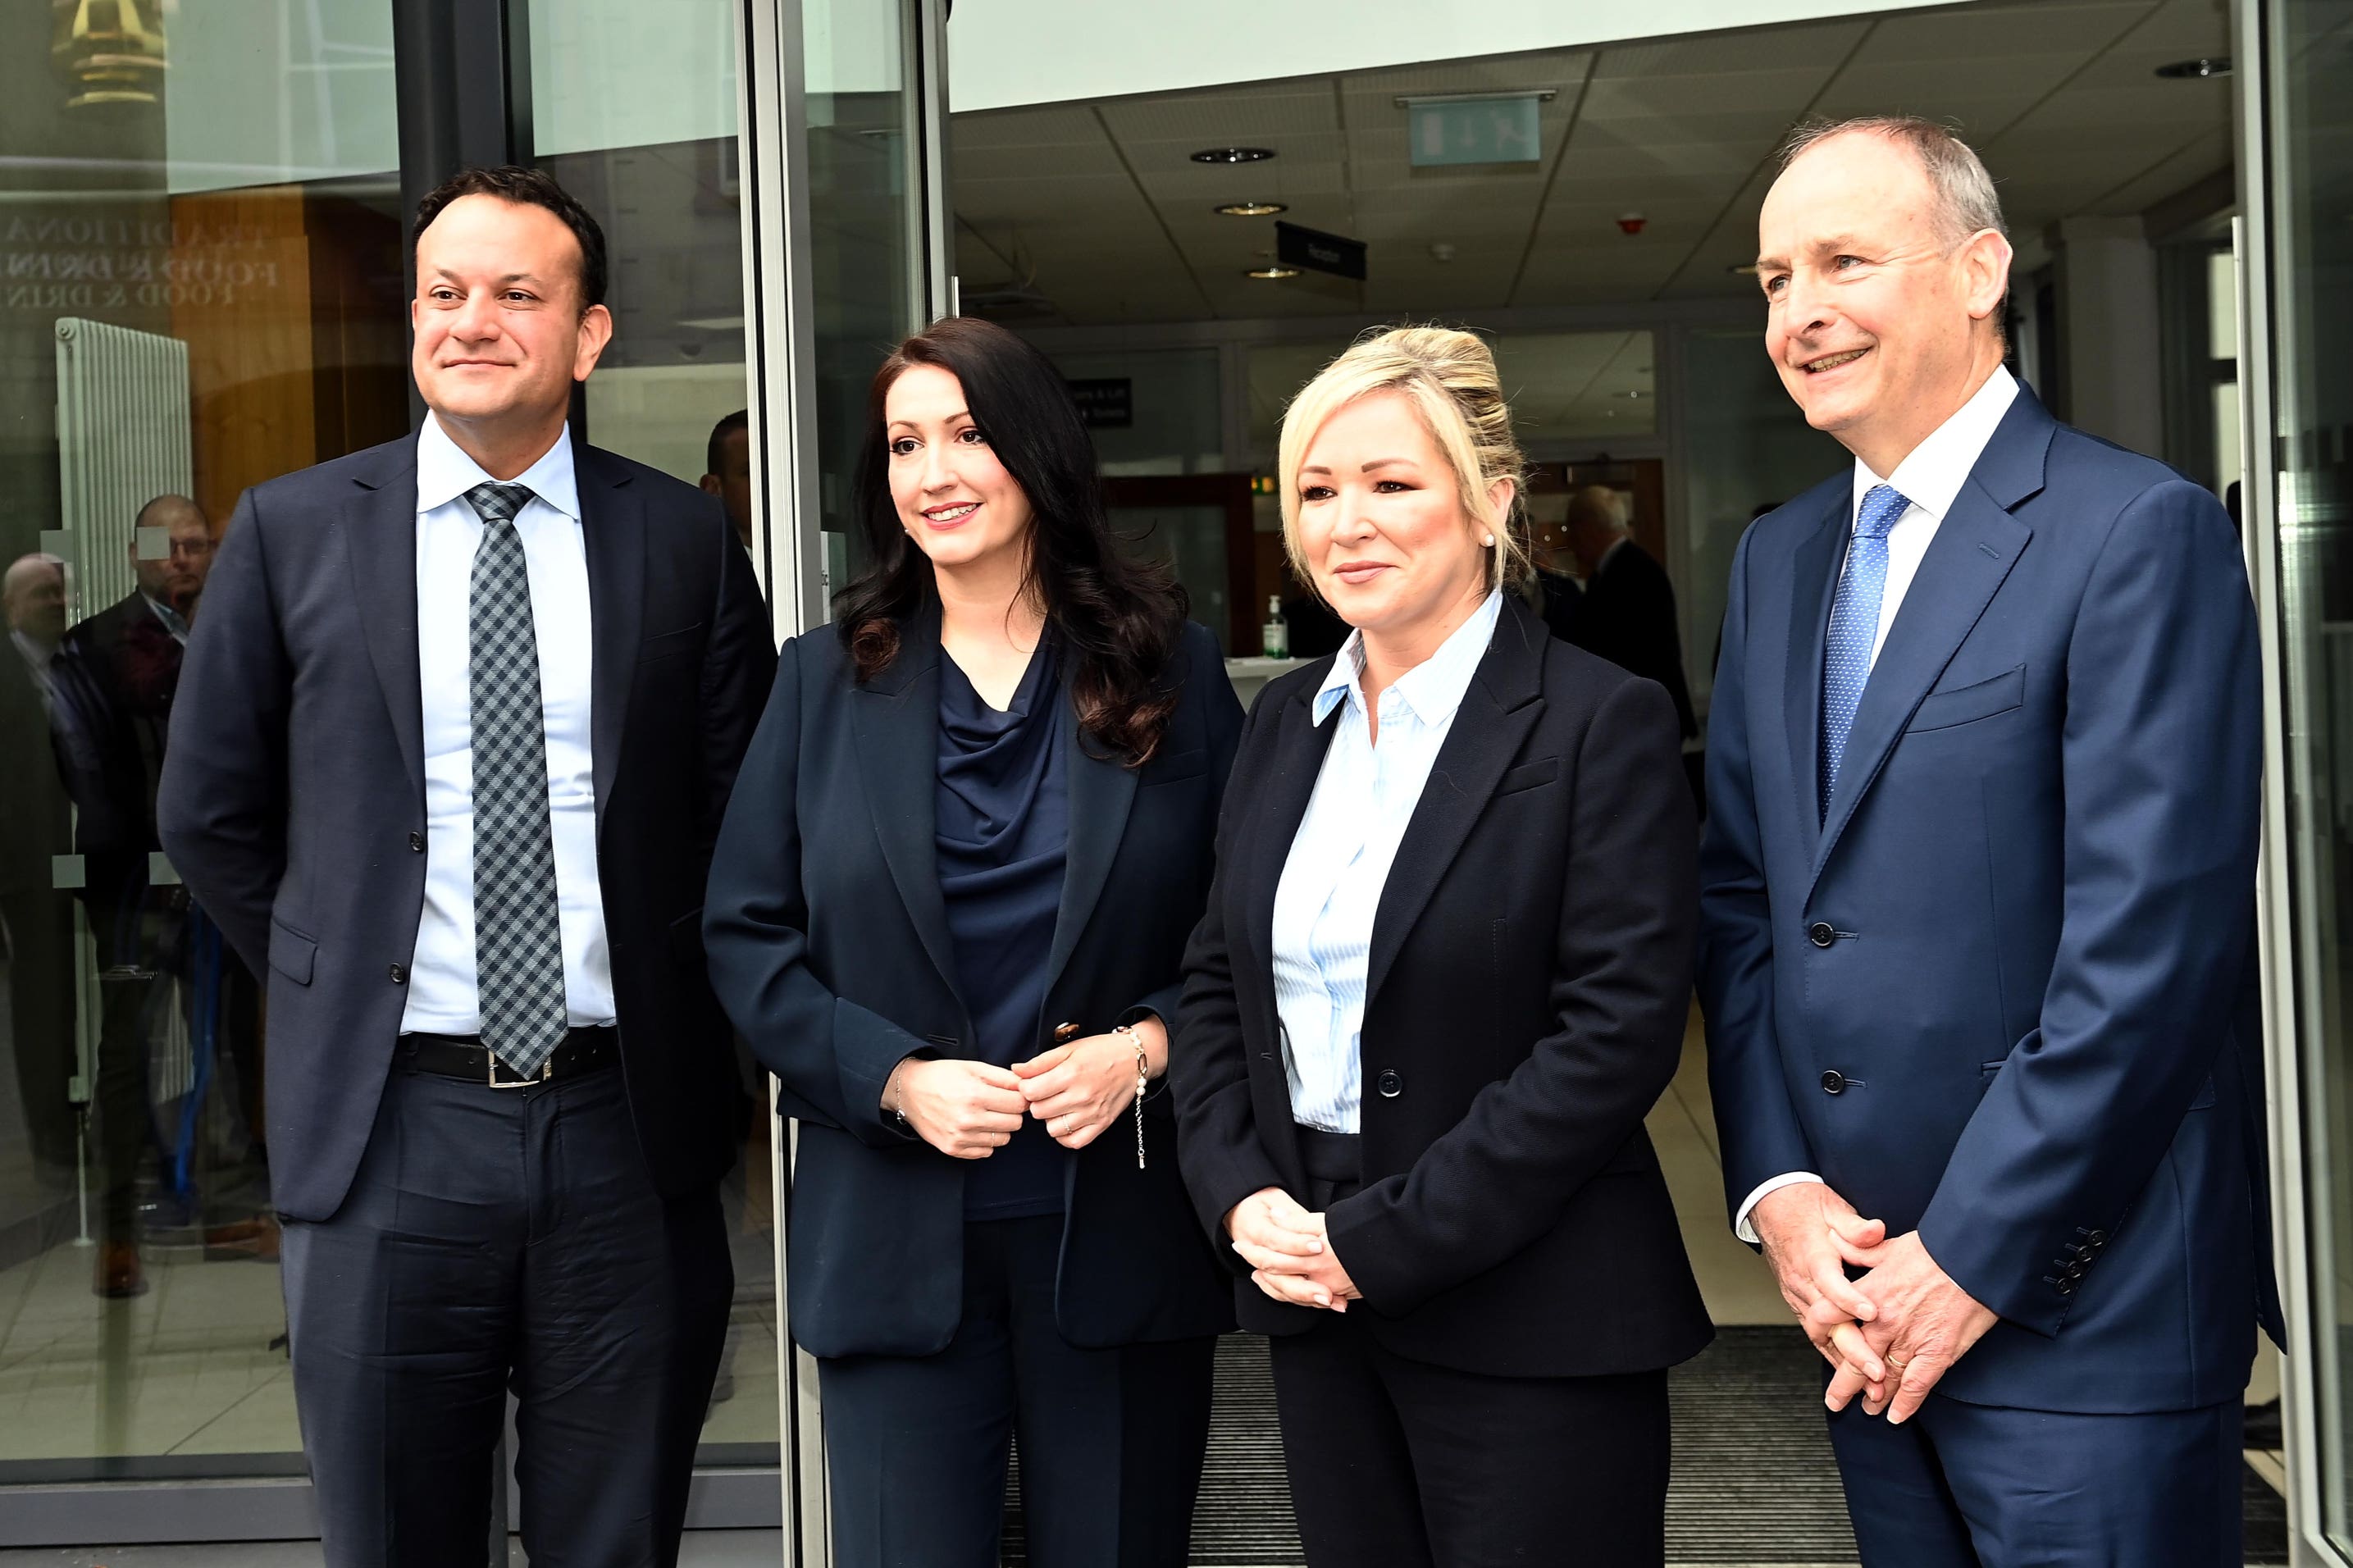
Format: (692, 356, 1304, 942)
(464, 481, 569, 1078)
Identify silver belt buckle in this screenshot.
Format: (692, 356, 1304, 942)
(486, 1051, 554, 1090)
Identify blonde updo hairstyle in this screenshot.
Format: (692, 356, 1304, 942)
(1276, 326, 1530, 599)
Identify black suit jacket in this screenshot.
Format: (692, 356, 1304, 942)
(52, 594, 183, 929)
(1571, 541, 1698, 741)
(1174, 595, 1712, 1378)
(703, 610, 1241, 1359)
(157, 431, 774, 1220)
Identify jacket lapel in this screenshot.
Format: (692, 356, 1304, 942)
(1808, 395, 2054, 891)
(343, 440, 424, 808)
(1782, 491, 1849, 835)
(577, 444, 645, 835)
(1363, 596, 1545, 1006)
(1039, 694, 1138, 1010)
(848, 610, 962, 1002)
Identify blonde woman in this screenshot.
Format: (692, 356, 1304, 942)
(1171, 328, 1710, 1566)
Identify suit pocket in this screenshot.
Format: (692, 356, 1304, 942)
(1908, 665, 2025, 733)
(638, 621, 707, 665)
(1493, 757, 1560, 797)
(1141, 747, 1209, 787)
(668, 907, 705, 969)
(268, 918, 316, 986)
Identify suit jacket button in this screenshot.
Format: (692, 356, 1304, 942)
(1376, 1069, 1403, 1098)
(2085, 1230, 2107, 1247)
(1820, 1069, 1846, 1095)
(389, 963, 406, 984)
(1808, 922, 1835, 948)
(2055, 1278, 2077, 1297)
(408, 832, 426, 853)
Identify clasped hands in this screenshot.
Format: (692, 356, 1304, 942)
(882, 1018, 1165, 1160)
(1225, 1187, 1360, 1311)
(1751, 1181, 1999, 1424)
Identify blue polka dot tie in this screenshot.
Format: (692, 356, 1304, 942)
(1820, 483, 1912, 820)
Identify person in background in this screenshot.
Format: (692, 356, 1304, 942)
(705, 315, 1238, 1568)
(0, 553, 76, 1184)
(1700, 115, 2275, 1566)
(1562, 485, 1697, 741)
(159, 165, 773, 1566)
(701, 408, 754, 551)
(1174, 327, 1709, 1567)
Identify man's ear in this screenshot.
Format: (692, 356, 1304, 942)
(1960, 229, 2013, 326)
(573, 303, 614, 383)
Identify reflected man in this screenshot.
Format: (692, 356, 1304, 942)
(700, 408, 753, 551)
(1562, 485, 1696, 741)
(0, 553, 76, 1180)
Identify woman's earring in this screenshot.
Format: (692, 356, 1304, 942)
(1482, 534, 1496, 547)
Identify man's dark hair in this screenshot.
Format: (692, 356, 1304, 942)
(411, 165, 609, 311)
(706, 409, 749, 477)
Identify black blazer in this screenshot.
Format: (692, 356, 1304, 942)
(1572, 541, 1699, 741)
(157, 432, 774, 1220)
(1174, 595, 1712, 1378)
(704, 610, 1243, 1360)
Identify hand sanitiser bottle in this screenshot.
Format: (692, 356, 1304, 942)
(1261, 595, 1289, 659)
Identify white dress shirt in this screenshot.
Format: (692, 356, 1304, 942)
(1272, 590, 1503, 1133)
(1733, 365, 2020, 1242)
(401, 414, 616, 1035)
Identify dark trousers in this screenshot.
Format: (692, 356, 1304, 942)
(281, 1044, 732, 1568)
(1, 888, 77, 1173)
(818, 1214, 1215, 1568)
(1275, 1124, 1671, 1567)
(1827, 1393, 2244, 1566)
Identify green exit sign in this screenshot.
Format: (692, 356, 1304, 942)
(1407, 95, 1544, 168)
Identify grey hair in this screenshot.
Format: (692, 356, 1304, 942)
(1774, 115, 2008, 248)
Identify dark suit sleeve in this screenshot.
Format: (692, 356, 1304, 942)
(1696, 526, 1817, 1221)
(703, 642, 927, 1148)
(1326, 675, 1699, 1315)
(157, 489, 288, 977)
(696, 509, 776, 858)
(1916, 479, 2261, 1335)
(1126, 629, 1245, 1036)
(1174, 683, 1290, 1258)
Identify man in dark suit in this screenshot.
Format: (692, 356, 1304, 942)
(1562, 485, 1696, 741)
(1699, 116, 2273, 1565)
(50, 496, 238, 1297)
(699, 408, 754, 552)
(159, 165, 773, 1566)
(1, 553, 76, 1186)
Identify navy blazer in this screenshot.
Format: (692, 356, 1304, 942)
(704, 610, 1242, 1359)
(1174, 595, 1712, 1379)
(157, 432, 774, 1220)
(1699, 387, 2281, 1415)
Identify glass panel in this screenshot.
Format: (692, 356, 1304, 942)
(1679, 326, 1845, 703)
(522, 0, 771, 1463)
(1109, 503, 1232, 651)
(0, 0, 401, 1480)
(804, 0, 926, 598)
(2265, 0, 2353, 1546)
(1048, 348, 1222, 476)
(1491, 330, 1656, 444)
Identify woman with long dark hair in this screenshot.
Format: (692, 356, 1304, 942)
(705, 316, 1240, 1566)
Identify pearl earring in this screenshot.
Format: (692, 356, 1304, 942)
(1482, 534, 1496, 547)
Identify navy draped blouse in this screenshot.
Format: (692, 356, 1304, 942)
(936, 636, 1070, 1220)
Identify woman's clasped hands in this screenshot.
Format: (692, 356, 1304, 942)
(1225, 1187, 1361, 1311)
(884, 1017, 1168, 1159)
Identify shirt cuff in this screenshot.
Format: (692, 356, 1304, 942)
(1734, 1171, 1825, 1244)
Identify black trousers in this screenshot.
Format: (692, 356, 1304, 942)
(1275, 1125, 1671, 1567)
(819, 1214, 1216, 1568)
(280, 1042, 732, 1568)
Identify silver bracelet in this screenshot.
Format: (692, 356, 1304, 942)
(1115, 1023, 1149, 1169)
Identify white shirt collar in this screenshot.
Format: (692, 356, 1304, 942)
(1314, 588, 1503, 727)
(415, 413, 581, 522)
(11, 628, 54, 672)
(1852, 363, 2019, 527)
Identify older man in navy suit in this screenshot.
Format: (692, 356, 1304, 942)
(1699, 116, 2277, 1565)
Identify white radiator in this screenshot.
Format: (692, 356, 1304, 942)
(53, 317, 194, 619)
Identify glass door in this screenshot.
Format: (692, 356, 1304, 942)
(740, 0, 953, 1560)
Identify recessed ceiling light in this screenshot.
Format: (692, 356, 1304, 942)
(1215, 200, 1287, 217)
(1245, 265, 1301, 280)
(2155, 57, 2231, 79)
(1727, 263, 1760, 276)
(1193, 147, 1277, 164)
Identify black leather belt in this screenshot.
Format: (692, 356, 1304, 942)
(397, 1026, 619, 1087)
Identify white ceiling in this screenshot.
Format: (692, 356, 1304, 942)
(951, 0, 2235, 326)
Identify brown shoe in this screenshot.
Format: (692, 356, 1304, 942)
(204, 1214, 281, 1262)
(93, 1239, 145, 1298)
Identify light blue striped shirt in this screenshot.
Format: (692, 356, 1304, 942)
(1272, 590, 1503, 1133)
